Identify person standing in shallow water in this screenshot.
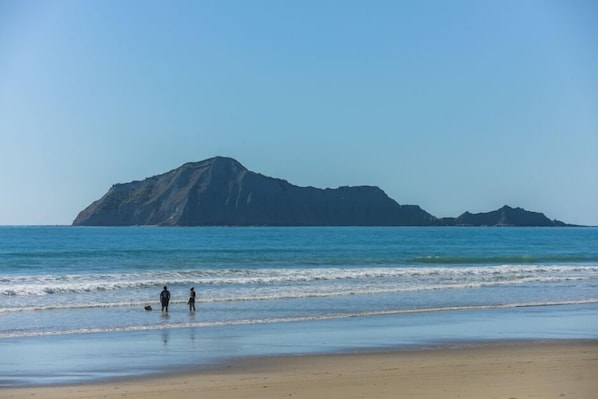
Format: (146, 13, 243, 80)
(188, 287, 196, 311)
(160, 286, 170, 312)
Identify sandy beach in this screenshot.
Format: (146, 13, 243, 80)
(3, 340, 597, 399)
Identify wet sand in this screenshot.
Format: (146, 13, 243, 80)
(3, 341, 597, 399)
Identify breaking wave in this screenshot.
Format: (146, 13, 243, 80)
(2, 265, 596, 298)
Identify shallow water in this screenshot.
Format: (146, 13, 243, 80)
(2, 303, 596, 386)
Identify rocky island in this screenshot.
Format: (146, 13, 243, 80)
(73, 157, 569, 227)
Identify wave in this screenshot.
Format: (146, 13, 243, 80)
(2, 265, 597, 297)
(0, 275, 594, 314)
(413, 254, 598, 265)
(2, 299, 597, 339)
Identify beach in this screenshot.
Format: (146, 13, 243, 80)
(2, 227, 597, 389)
(3, 340, 597, 399)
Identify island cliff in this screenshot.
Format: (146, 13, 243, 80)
(73, 157, 435, 226)
(73, 157, 569, 227)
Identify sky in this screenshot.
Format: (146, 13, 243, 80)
(0, 0, 597, 226)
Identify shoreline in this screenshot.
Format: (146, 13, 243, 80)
(3, 340, 597, 399)
(2, 303, 597, 387)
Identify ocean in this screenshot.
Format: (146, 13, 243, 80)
(1, 226, 597, 386)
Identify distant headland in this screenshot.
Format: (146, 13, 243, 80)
(73, 156, 571, 227)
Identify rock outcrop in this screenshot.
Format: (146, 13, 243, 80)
(441, 205, 568, 227)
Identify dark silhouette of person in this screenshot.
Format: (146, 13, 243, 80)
(160, 286, 171, 312)
(188, 287, 196, 311)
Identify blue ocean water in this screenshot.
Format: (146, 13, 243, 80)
(1, 226, 597, 386)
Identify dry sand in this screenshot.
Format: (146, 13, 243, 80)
(3, 341, 597, 399)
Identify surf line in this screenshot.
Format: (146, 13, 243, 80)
(2, 299, 597, 339)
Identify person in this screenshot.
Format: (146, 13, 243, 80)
(188, 287, 196, 311)
(160, 286, 171, 312)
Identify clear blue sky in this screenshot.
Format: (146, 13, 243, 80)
(1, 0, 597, 226)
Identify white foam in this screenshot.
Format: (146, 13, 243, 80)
(2, 265, 597, 297)
(2, 299, 596, 339)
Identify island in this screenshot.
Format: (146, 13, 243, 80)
(73, 156, 569, 227)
